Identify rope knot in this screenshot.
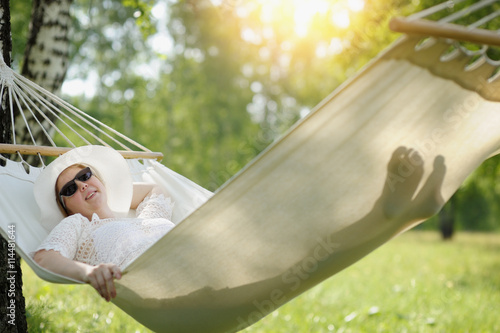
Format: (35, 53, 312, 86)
(0, 61, 15, 87)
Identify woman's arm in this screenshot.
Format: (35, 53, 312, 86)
(130, 182, 168, 209)
(34, 250, 121, 302)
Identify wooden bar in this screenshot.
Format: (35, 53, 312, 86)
(390, 17, 500, 47)
(0, 143, 163, 161)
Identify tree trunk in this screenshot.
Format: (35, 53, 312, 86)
(22, 0, 72, 91)
(0, 0, 12, 143)
(0, 0, 28, 331)
(439, 195, 455, 240)
(18, 0, 72, 149)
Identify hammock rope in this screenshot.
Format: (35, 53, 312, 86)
(2, 1, 500, 333)
(408, 0, 465, 20)
(0, 55, 161, 163)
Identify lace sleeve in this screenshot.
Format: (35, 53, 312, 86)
(35, 214, 85, 260)
(136, 193, 174, 220)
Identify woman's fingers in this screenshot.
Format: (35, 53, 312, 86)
(111, 265, 122, 280)
(86, 264, 122, 301)
(95, 269, 110, 301)
(104, 269, 117, 300)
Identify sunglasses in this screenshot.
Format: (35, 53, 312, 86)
(58, 167, 93, 209)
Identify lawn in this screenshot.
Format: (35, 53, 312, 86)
(22, 231, 500, 332)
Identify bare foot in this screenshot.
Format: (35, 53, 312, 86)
(408, 155, 446, 221)
(382, 147, 424, 219)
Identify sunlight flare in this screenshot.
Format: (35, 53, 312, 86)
(293, 0, 329, 36)
(254, 0, 366, 36)
(331, 9, 350, 29)
(348, 0, 365, 12)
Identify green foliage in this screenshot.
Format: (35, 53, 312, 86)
(10, 0, 32, 69)
(454, 155, 500, 231)
(164, 0, 423, 137)
(62, 0, 427, 189)
(456, 183, 493, 231)
(419, 153, 500, 233)
(122, 0, 157, 37)
(22, 261, 151, 332)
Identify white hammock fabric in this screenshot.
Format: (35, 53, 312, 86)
(110, 38, 500, 332)
(2, 2, 500, 332)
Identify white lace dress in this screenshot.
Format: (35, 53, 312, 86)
(36, 194, 175, 269)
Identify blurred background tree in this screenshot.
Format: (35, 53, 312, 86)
(48, 0, 423, 189)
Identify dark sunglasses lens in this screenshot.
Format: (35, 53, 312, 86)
(77, 169, 92, 182)
(60, 182, 78, 197)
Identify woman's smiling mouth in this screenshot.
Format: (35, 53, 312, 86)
(86, 191, 97, 200)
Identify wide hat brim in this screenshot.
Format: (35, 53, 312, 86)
(33, 145, 133, 232)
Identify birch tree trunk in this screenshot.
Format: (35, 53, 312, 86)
(0, 0, 12, 142)
(17, 0, 72, 149)
(22, 0, 72, 91)
(0, 1, 28, 331)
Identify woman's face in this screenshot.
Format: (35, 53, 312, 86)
(56, 165, 108, 219)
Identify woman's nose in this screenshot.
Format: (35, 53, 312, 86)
(76, 181, 88, 191)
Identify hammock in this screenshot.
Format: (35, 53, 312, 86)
(2, 1, 500, 332)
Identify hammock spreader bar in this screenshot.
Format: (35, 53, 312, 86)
(0, 143, 164, 161)
(390, 17, 500, 47)
(0, 55, 161, 160)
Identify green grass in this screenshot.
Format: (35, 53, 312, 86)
(22, 231, 500, 332)
(22, 268, 152, 332)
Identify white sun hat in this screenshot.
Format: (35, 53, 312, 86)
(33, 145, 133, 232)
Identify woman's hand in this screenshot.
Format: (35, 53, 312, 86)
(83, 264, 122, 302)
(34, 250, 122, 302)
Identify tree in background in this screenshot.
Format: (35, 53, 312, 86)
(62, 0, 423, 189)
(13, 0, 73, 148)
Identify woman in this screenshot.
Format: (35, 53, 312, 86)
(33, 145, 175, 302)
